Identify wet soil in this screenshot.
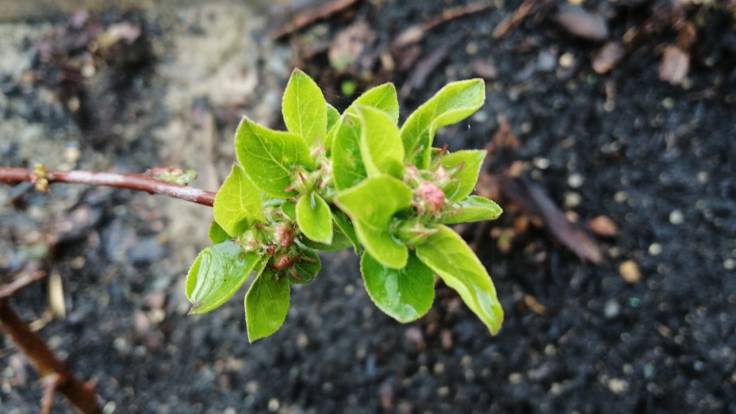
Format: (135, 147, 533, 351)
(1, 1, 735, 413)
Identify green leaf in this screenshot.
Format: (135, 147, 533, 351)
(281, 201, 296, 220)
(351, 83, 399, 123)
(291, 248, 321, 284)
(296, 193, 333, 244)
(235, 117, 313, 198)
(282, 68, 327, 146)
(438, 150, 486, 201)
(186, 241, 264, 315)
(360, 252, 435, 323)
(442, 196, 503, 224)
(208, 220, 229, 244)
(245, 269, 290, 342)
(331, 113, 367, 190)
(334, 176, 412, 268)
(415, 225, 503, 335)
(326, 103, 340, 133)
(356, 105, 404, 179)
(330, 83, 399, 189)
(401, 79, 485, 168)
(213, 164, 264, 236)
(332, 210, 360, 251)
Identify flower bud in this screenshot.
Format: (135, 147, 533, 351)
(415, 181, 445, 214)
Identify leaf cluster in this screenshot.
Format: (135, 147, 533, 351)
(187, 69, 504, 341)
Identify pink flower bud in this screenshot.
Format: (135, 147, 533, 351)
(416, 181, 445, 213)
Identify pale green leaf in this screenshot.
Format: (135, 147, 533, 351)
(186, 241, 264, 315)
(291, 248, 321, 284)
(326, 103, 340, 133)
(330, 83, 399, 189)
(282, 68, 327, 146)
(401, 79, 485, 167)
(356, 105, 404, 179)
(334, 176, 412, 268)
(361, 252, 434, 323)
(213, 164, 264, 236)
(235, 117, 313, 197)
(245, 269, 290, 342)
(332, 210, 360, 251)
(296, 193, 333, 244)
(442, 196, 503, 224)
(415, 225, 503, 334)
(208, 220, 229, 244)
(438, 150, 486, 201)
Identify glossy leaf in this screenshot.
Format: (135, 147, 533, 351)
(282, 68, 327, 146)
(245, 269, 290, 342)
(356, 105, 404, 179)
(438, 150, 486, 201)
(330, 83, 400, 189)
(361, 252, 434, 323)
(415, 225, 503, 334)
(296, 193, 333, 244)
(326, 103, 340, 133)
(235, 117, 313, 198)
(213, 164, 264, 236)
(442, 196, 503, 224)
(291, 249, 321, 284)
(208, 220, 229, 244)
(334, 176, 412, 268)
(351, 83, 399, 123)
(332, 210, 360, 251)
(401, 79, 485, 167)
(186, 241, 264, 315)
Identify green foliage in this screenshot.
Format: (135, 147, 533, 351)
(187, 69, 505, 341)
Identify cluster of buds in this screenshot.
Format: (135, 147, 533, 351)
(413, 180, 446, 216)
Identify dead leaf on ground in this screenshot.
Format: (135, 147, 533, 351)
(328, 21, 376, 72)
(555, 4, 609, 41)
(592, 42, 625, 74)
(587, 215, 619, 237)
(659, 45, 689, 84)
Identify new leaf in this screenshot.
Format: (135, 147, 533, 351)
(442, 195, 503, 224)
(415, 225, 504, 334)
(213, 164, 264, 237)
(401, 79, 485, 168)
(438, 149, 486, 201)
(186, 241, 264, 315)
(331, 83, 399, 190)
(357, 105, 404, 179)
(282, 68, 327, 147)
(296, 193, 333, 244)
(361, 252, 434, 323)
(245, 269, 290, 342)
(235, 117, 313, 198)
(334, 176, 412, 268)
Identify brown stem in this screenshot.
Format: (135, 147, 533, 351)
(0, 299, 100, 413)
(0, 167, 215, 207)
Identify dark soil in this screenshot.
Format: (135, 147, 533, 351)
(2, 1, 736, 413)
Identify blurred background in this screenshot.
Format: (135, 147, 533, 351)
(1, 0, 735, 412)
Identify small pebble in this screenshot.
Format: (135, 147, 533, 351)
(559, 52, 576, 68)
(604, 300, 620, 319)
(669, 210, 684, 225)
(564, 192, 582, 208)
(614, 191, 628, 203)
(568, 173, 584, 188)
(267, 398, 280, 412)
(724, 259, 735, 270)
(533, 157, 550, 169)
(608, 378, 628, 394)
(509, 372, 523, 384)
(619, 260, 641, 284)
(648, 243, 662, 256)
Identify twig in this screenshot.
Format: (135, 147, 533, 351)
(393, 1, 494, 49)
(0, 269, 48, 299)
(0, 299, 100, 413)
(0, 167, 215, 207)
(272, 0, 360, 40)
(492, 0, 548, 39)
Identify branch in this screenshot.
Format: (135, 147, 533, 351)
(0, 167, 215, 207)
(0, 299, 100, 413)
